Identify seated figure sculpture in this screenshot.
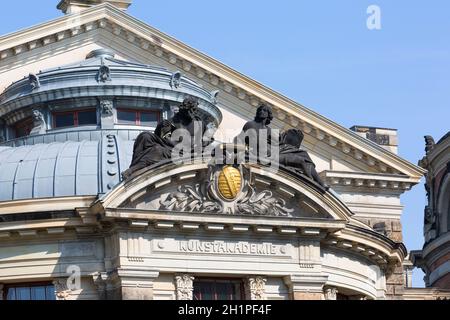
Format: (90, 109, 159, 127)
(235, 103, 274, 162)
(122, 97, 211, 179)
(279, 129, 329, 190)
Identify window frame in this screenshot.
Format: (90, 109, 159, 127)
(116, 108, 161, 126)
(193, 278, 245, 301)
(4, 282, 56, 301)
(52, 108, 97, 129)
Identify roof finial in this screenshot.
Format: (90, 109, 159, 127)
(57, 0, 132, 14)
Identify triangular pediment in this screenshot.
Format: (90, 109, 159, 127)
(0, 3, 425, 183)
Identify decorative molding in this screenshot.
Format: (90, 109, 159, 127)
(247, 276, 267, 300)
(175, 274, 195, 300)
(320, 171, 414, 192)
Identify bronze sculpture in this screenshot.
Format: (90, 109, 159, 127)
(279, 129, 329, 190)
(122, 96, 211, 179)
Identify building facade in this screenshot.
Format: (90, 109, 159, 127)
(410, 132, 450, 294)
(0, 0, 441, 300)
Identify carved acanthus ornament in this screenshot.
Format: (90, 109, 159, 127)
(159, 164, 294, 216)
(175, 274, 195, 300)
(247, 276, 267, 300)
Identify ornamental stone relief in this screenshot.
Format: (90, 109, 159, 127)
(247, 276, 267, 300)
(158, 164, 295, 217)
(175, 274, 195, 300)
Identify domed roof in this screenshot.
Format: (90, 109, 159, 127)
(0, 48, 222, 126)
(0, 132, 133, 201)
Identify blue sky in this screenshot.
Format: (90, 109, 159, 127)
(2, 0, 450, 287)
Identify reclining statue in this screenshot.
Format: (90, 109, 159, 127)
(279, 128, 329, 190)
(122, 97, 212, 179)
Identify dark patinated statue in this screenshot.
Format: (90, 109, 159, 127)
(122, 97, 210, 179)
(235, 104, 274, 159)
(424, 135, 435, 154)
(279, 129, 329, 190)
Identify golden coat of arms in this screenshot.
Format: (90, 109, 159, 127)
(217, 166, 242, 200)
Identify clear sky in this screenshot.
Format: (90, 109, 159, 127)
(2, 0, 449, 287)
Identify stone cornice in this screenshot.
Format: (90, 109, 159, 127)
(103, 208, 347, 235)
(321, 171, 416, 192)
(0, 3, 425, 181)
(0, 196, 97, 214)
(329, 225, 407, 267)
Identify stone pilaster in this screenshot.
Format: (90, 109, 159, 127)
(246, 276, 267, 300)
(108, 268, 159, 300)
(323, 287, 338, 300)
(284, 274, 328, 300)
(0, 284, 4, 300)
(175, 274, 195, 300)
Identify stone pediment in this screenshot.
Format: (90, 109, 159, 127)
(98, 159, 353, 224)
(0, 3, 425, 184)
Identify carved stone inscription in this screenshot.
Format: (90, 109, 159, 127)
(153, 239, 290, 257)
(180, 240, 287, 256)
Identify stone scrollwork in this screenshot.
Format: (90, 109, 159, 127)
(236, 186, 294, 217)
(53, 279, 71, 301)
(247, 276, 267, 300)
(158, 164, 294, 217)
(175, 274, 195, 300)
(160, 184, 222, 213)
